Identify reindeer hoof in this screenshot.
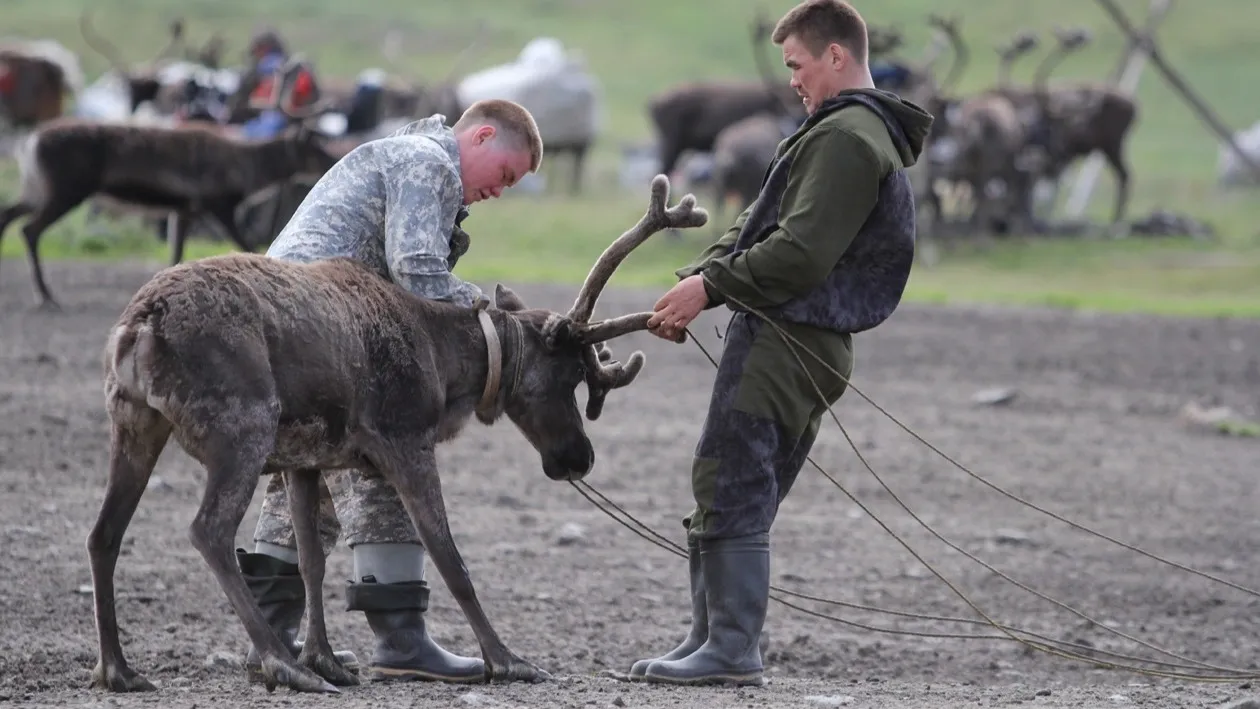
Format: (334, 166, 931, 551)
(91, 661, 157, 692)
(261, 655, 341, 693)
(298, 647, 361, 687)
(487, 653, 552, 683)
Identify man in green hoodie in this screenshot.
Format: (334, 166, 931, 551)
(633, 0, 935, 687)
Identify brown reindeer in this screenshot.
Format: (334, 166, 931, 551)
(0, 62, 338, 310)
(0, 42, 83, 130)
(1023, 27, 1138, 228)
(87, 174, 706, 694)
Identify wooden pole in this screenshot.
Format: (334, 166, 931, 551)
(1092, 0, 1260, 184)
(1063, 0, 1172, 218)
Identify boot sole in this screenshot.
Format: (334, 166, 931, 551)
(642, 671, 766, 687)
(367, 666, 486, 683)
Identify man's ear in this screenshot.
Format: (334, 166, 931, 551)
(475, 124, 496, 145)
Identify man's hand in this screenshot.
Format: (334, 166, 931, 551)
(647, 275, 709, 342)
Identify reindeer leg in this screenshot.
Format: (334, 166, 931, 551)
(205, 200, 258, 254)
(88, 400, 171, 692)
(167, 211, 192, 266)
(376, 441, 548, 683)
(570, 143, 588, 195)
(285, 469, 359, 687)
(1103, 145, 1131, 233)
(21, 192, 86, 311)
(188, 410, 338, 694)
(0, 203, 33, 290)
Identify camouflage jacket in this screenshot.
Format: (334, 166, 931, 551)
(266, 115, 483, 307)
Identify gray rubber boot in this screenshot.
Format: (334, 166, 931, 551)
(347, 577, 485, 683)
(236, 549, 360, 684)
(642, 533, 769, 686)
(628, 538, 706, 678)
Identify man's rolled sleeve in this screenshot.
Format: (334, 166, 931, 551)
(383, 161, 484, 307)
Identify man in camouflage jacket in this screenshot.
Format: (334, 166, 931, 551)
(233, 98, 544, 684)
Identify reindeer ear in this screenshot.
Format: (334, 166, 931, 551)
(494, 283, 527, 312)
(541, 315, 576, 350)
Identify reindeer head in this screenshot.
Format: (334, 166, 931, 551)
(477, 175, 708, 481)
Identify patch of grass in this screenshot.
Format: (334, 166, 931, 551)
(5, 0, 1260, 318)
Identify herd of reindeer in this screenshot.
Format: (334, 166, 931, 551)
(0, 10, 1139, 308)
(665, 13, 1138, 241)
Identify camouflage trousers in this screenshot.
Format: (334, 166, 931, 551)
(686, 312, 854, 541)
(253, 469, 420, 556)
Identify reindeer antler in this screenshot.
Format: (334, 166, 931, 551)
(1053, 26, 1092, 50)
(567, 174, 708, 325)
(563, 175, 708, 420)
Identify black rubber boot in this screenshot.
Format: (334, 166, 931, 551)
(236, 549, 360, 684)
(628, 538, 706, 678)
(347, 576, 486, 683)
(642, 533, 769, 686)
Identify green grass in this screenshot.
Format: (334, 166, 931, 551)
(5, 0, 1260, 318)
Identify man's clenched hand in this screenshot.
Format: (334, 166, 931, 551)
(647, 275, 708, 342)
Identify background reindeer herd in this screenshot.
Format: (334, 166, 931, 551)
(0, 6, 1149, 306)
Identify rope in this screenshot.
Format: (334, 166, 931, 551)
(568, 285, 1260, 682)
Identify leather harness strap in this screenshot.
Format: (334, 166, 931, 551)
(477, 308, 503, 414)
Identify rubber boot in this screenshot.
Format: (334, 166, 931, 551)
(236, 549, 359, 684)
(628, 538, 706, 678)
(347, 576, 485, 683)
(642, 533, 769, 686)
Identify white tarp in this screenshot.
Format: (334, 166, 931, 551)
(1217, 119, 1260, 187)
(455, 37, 600, 145)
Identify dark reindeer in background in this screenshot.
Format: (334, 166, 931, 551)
(0, 60, 338, 309)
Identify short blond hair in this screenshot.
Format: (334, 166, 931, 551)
(772, 0, 869, 64)
(453, 99, 544, 172)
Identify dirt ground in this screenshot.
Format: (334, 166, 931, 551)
(2, 259, 1260, 709)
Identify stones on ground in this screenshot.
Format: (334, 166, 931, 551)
(203, 650, 242, 672)
(972, 387, 1017, 406)
(993, 528, 1039, 548)
(145, 476, 174, 492)
(805, 695, 855, 706)
(1224, 700, 1260, 709)
(556, 522, 586, 546)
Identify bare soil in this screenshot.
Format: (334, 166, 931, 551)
(2, 259, 1259, 709)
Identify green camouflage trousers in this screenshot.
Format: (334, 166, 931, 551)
(686, 312, 853, 540)
(253, 469, 420, 555)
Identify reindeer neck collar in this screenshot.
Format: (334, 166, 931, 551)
(475, 307, 523, 418)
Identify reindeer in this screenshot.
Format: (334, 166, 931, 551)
(87, 174, 706, 694)
(1022, 27, 1138, 228)
(699, 14, 812, 227)
(0, 63, 338, 310)
(0, 41, 84, 130)
(923, 24, 1049, 236)
(78, 8, 186, 115)
(647, 78, 803, 179)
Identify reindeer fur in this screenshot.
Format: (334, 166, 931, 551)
(709, 113, 785, 228)
(0, 118, 338, 308)
(86, 174, 706, 694)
